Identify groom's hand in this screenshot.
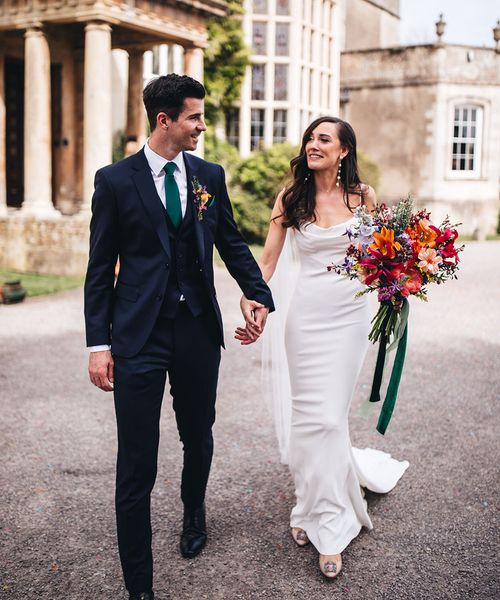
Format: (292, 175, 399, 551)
(89, 350, 114, 392)
(240, 296, 265, 337)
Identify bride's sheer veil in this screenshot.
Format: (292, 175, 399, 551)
(261, 228, 300, 465)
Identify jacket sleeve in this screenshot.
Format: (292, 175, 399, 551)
(214, 165, 275, 312)
(84, 169, 119, 346)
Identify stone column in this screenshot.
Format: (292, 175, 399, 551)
(23, 26, 58, 216)
(0, 54, 7, 216)
(81, 21, 112, 213)
(57, 48, 77, 213)
(183, 46, 204, 82)
(126, 49, 146, 156)
(183, 46, 204, 157)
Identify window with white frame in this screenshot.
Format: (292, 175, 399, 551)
(451, 104, 483, 176)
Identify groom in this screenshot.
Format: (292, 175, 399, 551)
(84, 74, 274, 600)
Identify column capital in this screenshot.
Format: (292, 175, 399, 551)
(84, 21, 112, 34)
(24, 23, 45, 37)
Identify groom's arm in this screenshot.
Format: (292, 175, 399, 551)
(84, 168, 119, 346)
(84, 169, 119, 385)
(214, 166, 275, 313)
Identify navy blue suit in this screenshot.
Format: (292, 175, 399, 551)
(84, 148, 274, 593)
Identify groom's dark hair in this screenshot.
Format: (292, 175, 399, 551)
(143, 73, 205, 131)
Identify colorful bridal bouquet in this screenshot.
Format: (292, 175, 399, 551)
(329, 196, 463, 434)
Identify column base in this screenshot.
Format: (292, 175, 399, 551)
(21, 205, 61, 219)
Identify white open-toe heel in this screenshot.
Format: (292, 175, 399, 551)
(291, 527, 310, 547)
(319, 553, 342, 579)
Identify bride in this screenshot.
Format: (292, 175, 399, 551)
(236, 116, 409, 578)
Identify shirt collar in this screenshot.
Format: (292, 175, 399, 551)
(144, 141, 185, 178)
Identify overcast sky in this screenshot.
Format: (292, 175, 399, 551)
(400, 0, 500, 47)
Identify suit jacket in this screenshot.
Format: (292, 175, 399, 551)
(84, 148, 274, 357)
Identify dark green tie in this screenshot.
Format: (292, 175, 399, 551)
(164, 162, 181, 229)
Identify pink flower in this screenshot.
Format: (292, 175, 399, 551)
(418, 247, 442, 274)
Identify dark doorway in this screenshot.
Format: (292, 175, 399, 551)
(5, 59, 24, 209)
(51, 63, 62, 207)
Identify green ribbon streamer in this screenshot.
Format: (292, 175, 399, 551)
(369, 331, 387, 403)
(376, 322, 408, 434)
(368, 299, 409, 434)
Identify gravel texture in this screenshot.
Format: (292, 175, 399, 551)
(0, 241, 499, 600)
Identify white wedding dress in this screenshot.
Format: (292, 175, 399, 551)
(266, 217, 409, 556)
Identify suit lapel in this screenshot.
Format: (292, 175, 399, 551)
(183, 152, 205, 266)
(131, 149, 171, 259)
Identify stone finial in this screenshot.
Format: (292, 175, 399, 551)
(435, 13, 446, 47)
(494, 19, 500, 53)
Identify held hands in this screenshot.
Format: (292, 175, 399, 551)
(88, 350, 114, 392)
(235, 296, 269, 345)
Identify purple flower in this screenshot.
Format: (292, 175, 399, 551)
(377, 283, 399, 302)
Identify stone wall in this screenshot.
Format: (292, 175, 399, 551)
(0, 214, 90, 276)
(341, 44, 500, 238)
(344, 0, 400, 51)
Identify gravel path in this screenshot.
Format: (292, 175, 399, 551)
(1, 242, 499, 600)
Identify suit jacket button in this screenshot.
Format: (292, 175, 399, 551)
(156, 294, 163, 301)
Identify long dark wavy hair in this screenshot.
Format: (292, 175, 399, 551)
(280, 116, 364, 229)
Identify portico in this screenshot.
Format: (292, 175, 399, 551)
(0, 0, 225, 273)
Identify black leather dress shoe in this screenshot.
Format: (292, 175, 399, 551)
(180, 504, 207, 558)
(129, 592, 154, 600)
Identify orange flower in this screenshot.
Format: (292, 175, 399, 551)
(406, 219, 437, 252)
(369, 226, 401, 259)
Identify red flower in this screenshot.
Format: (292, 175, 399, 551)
(440, 241, 460, 264)
(398, 267, 423, 297)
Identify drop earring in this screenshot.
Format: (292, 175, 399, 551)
(336, 157, 342, 187)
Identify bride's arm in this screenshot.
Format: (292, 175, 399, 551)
(258, 191, 288, 283)
(237, 191, 287, 343)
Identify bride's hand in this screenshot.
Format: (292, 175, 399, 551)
(240, 295, 265, 336)
(234, 325, 259, 345)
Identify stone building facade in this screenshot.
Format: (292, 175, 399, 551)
(341, 4, 500, 238)
(0, 0, 225, 275)
(340, 0, 500, 239)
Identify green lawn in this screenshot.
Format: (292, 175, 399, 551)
(0, 269, 84, 298)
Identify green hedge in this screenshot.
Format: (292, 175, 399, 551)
(206, 138, 379, 245)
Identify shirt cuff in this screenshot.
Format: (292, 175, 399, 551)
(89, 345, 111, 352)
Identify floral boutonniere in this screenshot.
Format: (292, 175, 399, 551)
(191, 176, 215, 221)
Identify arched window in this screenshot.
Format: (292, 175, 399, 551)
(451, 104, 483, 177)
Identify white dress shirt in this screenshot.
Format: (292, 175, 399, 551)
(89, 142, 188, 353)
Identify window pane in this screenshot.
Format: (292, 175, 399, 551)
(471, 126, 476, 137)
(453, 125, 459, 137)
(251, 108, 265, 150)
(274, 64, 288, 100)
(273, 109, 287, 142)
(253, 0, 267, 13)
(460, 158, 466, 170)
(225, 108, 240, 147)
(252, 22, 267, 54)
(468, 158, 474, 170)
(275, 23, 289, 56)
(471, 108, 476, 121)
(454, 108, 459, 120)
(251, 64, 266, 100)
(276, 0, 290, 15)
